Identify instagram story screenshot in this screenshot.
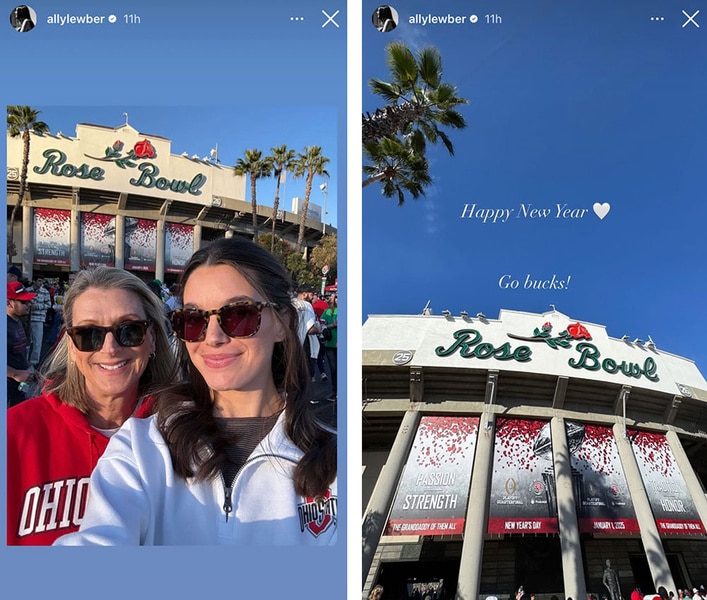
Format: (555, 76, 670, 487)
(1, 0, 346, 598)
(362, 1, 706, 599)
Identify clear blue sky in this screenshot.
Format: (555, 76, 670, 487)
(1, 0, 346, 597)
(363, 0, 707, 373)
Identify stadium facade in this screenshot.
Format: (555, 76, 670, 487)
(362, 309, 707, 600)
(7, 122, 333, 282)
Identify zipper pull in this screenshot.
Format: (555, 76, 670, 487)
(223, 485, 233, 523)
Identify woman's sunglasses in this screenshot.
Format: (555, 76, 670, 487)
(169, 301, 277, 343)
(65, 320, 151, 352)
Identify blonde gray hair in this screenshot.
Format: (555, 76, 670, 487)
(40, 267, 177, 413)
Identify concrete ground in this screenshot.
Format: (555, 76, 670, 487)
(306, 367, 338, 430)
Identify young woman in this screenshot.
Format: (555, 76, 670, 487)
(54, 236, 337, 545)
(8, 267, 176, 545)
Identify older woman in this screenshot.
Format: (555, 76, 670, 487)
(55, 236, 337, 545)
(7, 267, 177, 545)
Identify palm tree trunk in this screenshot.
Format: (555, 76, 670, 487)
(271, 174, 281, 253)
(7, 129, 31, 262)
(250, 173, 258, 242)
(296, 172, 314, 253)
(362, 172, 387, 188)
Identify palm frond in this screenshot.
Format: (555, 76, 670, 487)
(417, 47, 442, 88)
(386, 42, 418, 87)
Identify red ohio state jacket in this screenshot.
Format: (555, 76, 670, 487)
(6, 392, 152, 545)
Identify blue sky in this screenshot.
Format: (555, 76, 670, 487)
(3, 0, 345, 225)
(2, 1, 346, 597)
(362, 0, 707, 373)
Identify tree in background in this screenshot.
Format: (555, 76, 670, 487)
(257, 232, 296, 268)
(258, 232, 337, 291)
(363, 42, 468, 204)
(268, 144, 296, 253)
(293, 146, 329, 253)
(362, 137, 432, 206)
(364, 41, 468, 154)
(7, 106, 49, 262)
(286, 252, 314, 287)
(310, 234, 337, 289)
(234, 149, 273, 242)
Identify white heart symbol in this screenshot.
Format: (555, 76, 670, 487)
(593, 202, 610, 220)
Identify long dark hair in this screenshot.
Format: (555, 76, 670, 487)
(156, 236, 336, 497)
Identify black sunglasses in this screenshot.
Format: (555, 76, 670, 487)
(65, 320, 151, 352)
(169, 301, 277, 343)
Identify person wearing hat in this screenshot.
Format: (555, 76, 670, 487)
(7, 282, 37, 407)
(7, 266, 22, 282)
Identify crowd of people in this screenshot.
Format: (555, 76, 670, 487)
(623, 585, 707, 600)
(6, 268, 69, 407)
(292, 284, 338, 404)
(503, 584, 707, 600)
(6, 236, 338, 546)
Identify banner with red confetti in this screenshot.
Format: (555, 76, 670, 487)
(34, 209, 70, 265)
(488, 418, 559, 534)
(569, 423, 639, 534)
(629, 429, 705, 534)
(165, 223, 194, 274)
(81, 213, 116, 267)
(124, 218, 157, 271)
(385, 416, 479, 536)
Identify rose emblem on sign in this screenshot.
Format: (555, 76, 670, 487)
(92, 138, 158, 169)
(133, 139, 156, 159)
(567, 322, 591, 340)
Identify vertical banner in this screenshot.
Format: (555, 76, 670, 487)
(384, 416, 479, 536)
(568, 422, 639, 533)
(124, 218, 156, 271)
(81, 213, 116, 267)
(488, 418, 558, 534)
(34, 208, 70, 266)
(165, 223, 194, 274)
(630, 430, 705, 534)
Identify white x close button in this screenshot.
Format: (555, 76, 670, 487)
(682, 9, 700, 28)
(322, 9, 340, 28)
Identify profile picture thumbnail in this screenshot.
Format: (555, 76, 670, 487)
(372, 5, 399, 33)
(10, 5, 36, 32)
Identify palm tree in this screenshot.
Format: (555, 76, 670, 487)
(293, 146, 329, 253)
(363, 138, 432, 206)
(7, 106, 49, 262)
(268, 144, 296, 252)
(363, 41, 468, 156)
(234, 149, 272, 242)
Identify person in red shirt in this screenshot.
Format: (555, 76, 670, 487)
(7, 267, 178, 545)
(311, 291, 329, 320)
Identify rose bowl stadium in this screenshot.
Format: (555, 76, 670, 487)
(362, 308, 707, 600)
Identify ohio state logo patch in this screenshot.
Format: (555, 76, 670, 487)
(298, 490, 338, 538)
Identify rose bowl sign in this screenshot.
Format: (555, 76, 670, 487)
(435, 321, 659, 383)
(33, 138, 207, 196)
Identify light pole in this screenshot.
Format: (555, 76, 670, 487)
(319, 180, 328, 233)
